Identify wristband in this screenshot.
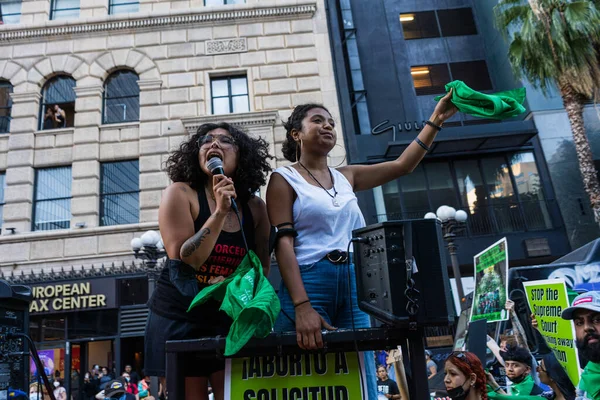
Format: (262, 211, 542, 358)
(425, 120, 443, 131)
(414, 137, 431, 152)
(294, 299, 310, 308)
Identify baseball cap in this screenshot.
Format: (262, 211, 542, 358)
(561, 291, 600, 320)
(425, 350, 432, 357)
(104, 380, 126, 398)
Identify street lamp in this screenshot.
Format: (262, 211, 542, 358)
(424, 206, 468, 302)
(131, 230, 166, 293)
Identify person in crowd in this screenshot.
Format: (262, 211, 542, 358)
(53, 104, 66, 128)
(427, 350, 439, 380)
(267, 94, 457, 399)
(53, 380, 67, 400)
(121, 373, 138, 398)
(145, 122, 272, 400)
(561, 291, 600, 400)
(487, 345, 544, 395)
(137, 372, 155, 400)
(99, 380, 136, 400)
(29, 383, 50, 400)
(444, 351, 487, 400)
(537, 352, 576, 400)
(42, 106, 55, 130)
(99, 367, 112, 386)
(377, 364, 401, 399)
(123, 365, 140, 385)
(83, 372, 98, 400)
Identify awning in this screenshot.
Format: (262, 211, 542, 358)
(381, 120, 538, 159)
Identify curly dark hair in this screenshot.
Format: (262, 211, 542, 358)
(282, 103, 331, 162)
(164, 122, 273, 204)
(445, 351, 488, 400)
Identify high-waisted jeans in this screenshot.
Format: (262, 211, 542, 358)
(274, 257, 378, 400)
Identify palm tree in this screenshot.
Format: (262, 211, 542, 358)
(495, 0, 600, 226)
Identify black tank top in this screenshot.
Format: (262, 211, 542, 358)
(148, 188, 256, 321)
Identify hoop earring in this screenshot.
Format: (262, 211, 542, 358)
(327, 143, 347, 168)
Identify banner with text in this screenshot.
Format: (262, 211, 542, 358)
(470, 238, 509, 323)
(225, 352, 366, 399)
(523, 279, 580, 386)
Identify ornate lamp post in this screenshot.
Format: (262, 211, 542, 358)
(424, 206, 468, 302)
(130, 230, 166, 294)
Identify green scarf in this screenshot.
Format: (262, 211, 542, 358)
(580, 361, 600, 400)
(487, 383, 540, 400)
(434, 80, 526, 120)
(509, 374, 535, 396)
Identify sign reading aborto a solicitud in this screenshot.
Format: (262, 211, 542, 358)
(225, 352, 366, 399)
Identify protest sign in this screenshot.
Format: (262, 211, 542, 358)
(523, 279, 580, 386)
(470, 238, 509, 323)
(225, 351, 366, 399)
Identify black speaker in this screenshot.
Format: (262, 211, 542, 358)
(0, 280, 32, 398)
(352, 219, 455, 327)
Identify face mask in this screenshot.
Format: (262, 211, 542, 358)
(510, 373, 526, 384)
(446, 380, 471, 400)
(30, 394, 41, 400)
(125, 378, 130, 382)
(53, 381, 60, 388)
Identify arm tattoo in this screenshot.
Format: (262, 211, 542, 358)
(181, 227, 211, 258)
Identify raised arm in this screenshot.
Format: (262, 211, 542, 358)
(266, 173, 335, 350)
(505, 300, 528, 348)
(339, 90, 457, 192)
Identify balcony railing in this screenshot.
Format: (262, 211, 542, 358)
(376, 199, 557, 237)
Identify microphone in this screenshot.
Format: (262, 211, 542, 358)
(206, 157, 239, 213)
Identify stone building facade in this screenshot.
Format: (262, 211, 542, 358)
(0, 0, 344, 275)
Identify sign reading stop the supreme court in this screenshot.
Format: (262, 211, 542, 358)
(225, 352, 367, 399)
(29, 278, 116, 314)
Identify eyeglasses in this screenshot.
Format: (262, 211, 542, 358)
(452, 351, 472, 368)
(198, 134, 236, 148)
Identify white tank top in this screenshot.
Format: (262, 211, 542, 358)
(274, 165, 366, 265)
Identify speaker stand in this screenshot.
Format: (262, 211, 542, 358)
(406, 328, 430, 400)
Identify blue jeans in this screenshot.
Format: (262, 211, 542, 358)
(274, 258, 378, 400)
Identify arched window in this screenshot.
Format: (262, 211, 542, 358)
(40, 76, 76, 130)
(0, 81, 12, 134)
(103, 70, 139, 124)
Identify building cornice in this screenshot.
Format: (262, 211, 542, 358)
(181, 110, 279, 135)
(0, 3, 317, 42)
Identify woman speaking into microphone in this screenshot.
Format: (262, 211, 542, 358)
(145, 123, 272, 400)
(266, 93, 457, 398)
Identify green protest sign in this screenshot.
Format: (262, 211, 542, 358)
(470, 238, 509, 323)
(225, 352, 366, 399)
(522, 279, 580, 386)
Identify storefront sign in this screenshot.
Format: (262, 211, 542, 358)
(523, 279, 581, 386)
(224, 352, 366, 399)
(29, 278, 116, 314)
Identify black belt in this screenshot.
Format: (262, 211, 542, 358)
(325, 250, 349, 264)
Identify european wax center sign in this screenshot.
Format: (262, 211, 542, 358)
(29, 278, 116, 314)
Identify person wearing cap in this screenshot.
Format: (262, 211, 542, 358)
(426, 350, 438, 380)
(561, 291, 600, 400)
(96, 380, 136, 400)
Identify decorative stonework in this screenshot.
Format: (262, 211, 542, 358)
(206, 38, 247, 55)
(181, 110, 279, 136)
(0, 3, 317, 42)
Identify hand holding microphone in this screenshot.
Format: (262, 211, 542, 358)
(206, 157, 238, 214)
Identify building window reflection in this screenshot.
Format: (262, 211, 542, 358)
(377, 151, 553, 235)
(33, 166, 72, 231)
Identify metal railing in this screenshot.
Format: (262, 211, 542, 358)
(376, 199, 556, 237)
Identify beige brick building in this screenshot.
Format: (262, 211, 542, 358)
(0, 0, 345, 276)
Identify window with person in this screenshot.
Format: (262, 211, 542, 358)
(0, 0, 22, 24)
(40, 76, 76, 130)
(50, 0, 79, 19)
(0, 80, 12, 133)
(100, 160, 139, 226)
(210, 75, 250, 114)
(33, 166, 72, 231)
(103, 70, 140, 124)
(108, 0, 139, 14)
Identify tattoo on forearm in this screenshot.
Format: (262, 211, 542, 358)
(181, 227, 211, 257)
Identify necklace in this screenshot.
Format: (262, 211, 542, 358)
(298, 161, 340, 207)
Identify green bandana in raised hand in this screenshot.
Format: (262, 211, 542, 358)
(580, 361, 600, 400)
(434, 80, 526, 120)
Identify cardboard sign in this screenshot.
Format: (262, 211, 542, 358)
(225, 352, 366, 399)
(523, 279, 581, 386)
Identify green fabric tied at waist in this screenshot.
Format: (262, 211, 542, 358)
(187, 250, 281, 356)
(434, 80, 526, 120)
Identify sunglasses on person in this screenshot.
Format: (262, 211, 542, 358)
(451, 351, 472, 368)
(197, 134, 236, 148)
